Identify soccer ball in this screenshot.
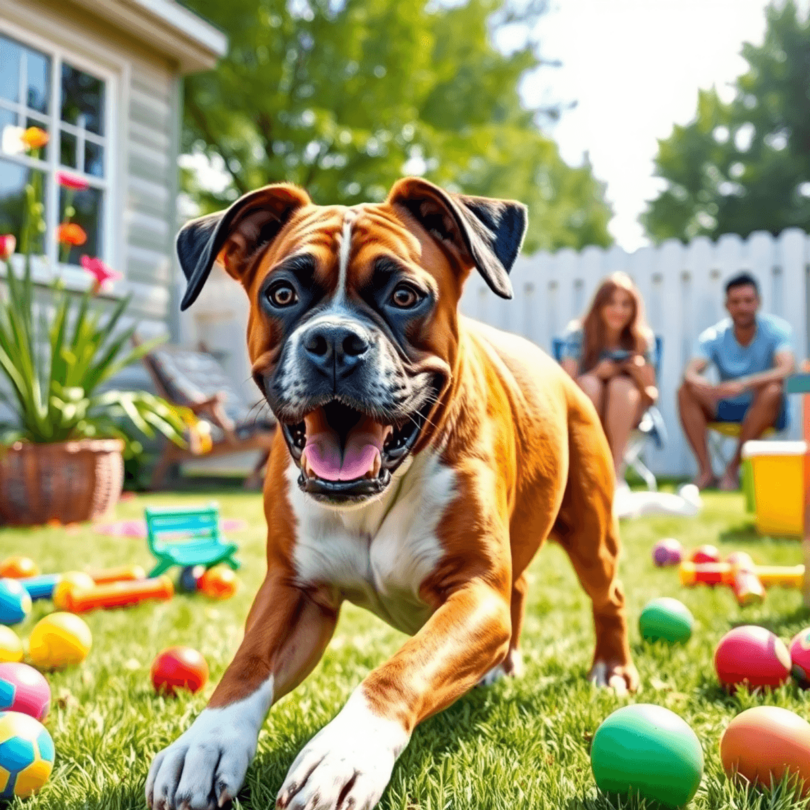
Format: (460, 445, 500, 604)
(0, 711, 54, 799)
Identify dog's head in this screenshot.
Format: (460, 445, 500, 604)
(177, 177, 527, 506)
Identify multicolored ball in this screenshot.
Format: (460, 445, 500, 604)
(0, 580, 32, 626)
(198, 567, 239, 600)
(652, 538, 683, 567)
(0, 628, 23, 664)
(0, 711, 55, 800)
(177, 565, 205, 594)
(151, 647, 209, 696)
(0, 664, 50, 721)
(790, 627, 810, 689)
(0, 558, 39, 579)
(28, 613, 92, 669)
(715, 625, 791, 692)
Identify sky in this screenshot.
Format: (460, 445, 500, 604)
(522, 0, 777, 251)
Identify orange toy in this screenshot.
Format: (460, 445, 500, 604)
(87, 565, 146, 584)
(721, 707, 810, 797)
(0, 557, 39, 579)
(63, 576, 173, 613)
(198, 567, 239, 600)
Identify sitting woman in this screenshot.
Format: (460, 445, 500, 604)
(560, 272, 658, 489)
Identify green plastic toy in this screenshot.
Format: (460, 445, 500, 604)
(639, 597, 694, 643)
(591, 704, 704, 808)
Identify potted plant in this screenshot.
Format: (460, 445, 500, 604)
(0, 126, 188, 525)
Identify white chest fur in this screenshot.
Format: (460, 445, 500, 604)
(288, 454, 457, 635)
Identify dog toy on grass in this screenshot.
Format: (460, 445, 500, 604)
(0, 580, 32, 626)
(0, 628, 23, 664)
(177, 565, 205, 594)
(720, 707, 810, 797)
(52, 572, 95, 610)
(0, 711, 55, 800)
(638, 597, 693, 644)
(151, 647, 209, 696)
(689, 545, 720, 564)
(61, 576, 174, 613)
(0, 663, 50, 721)
(790, 628, 810, 688)
(198, 566, 238, 600)
(28, 613, 92, 669)
(0, 557, 39, 579)
(591, 704, 703, 808)
(714, 625, 791, 692)
(652, 538, 684, 567)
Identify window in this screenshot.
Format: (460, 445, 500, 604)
(0, 32, 109, 271)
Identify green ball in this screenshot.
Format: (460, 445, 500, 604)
(639, 597, 694, 644)
(591, 704, 704, 808)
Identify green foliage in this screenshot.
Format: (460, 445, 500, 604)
(0, 257, 189, 454)
(644, 0, 810, 243)
(181, 0, 613, 253)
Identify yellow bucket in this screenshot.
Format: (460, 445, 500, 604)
(741, 440, 806, 536)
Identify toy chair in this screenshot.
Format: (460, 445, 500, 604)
(552, 336, 666, 491)
(145, 504, 240, 578)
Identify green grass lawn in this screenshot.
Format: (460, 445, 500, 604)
(2, 488, 809, 810)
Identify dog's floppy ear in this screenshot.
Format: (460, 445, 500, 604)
(176, 184, 311, 310)
(387, 177, 527, 299)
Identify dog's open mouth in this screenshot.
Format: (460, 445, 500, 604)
(280, 399, 431, 501)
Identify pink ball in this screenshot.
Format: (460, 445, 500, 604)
(790, 627, 810, 689)
(715, 626, 791, 693)
(0, 662, 51, 721)
(653, 538, 684, 567)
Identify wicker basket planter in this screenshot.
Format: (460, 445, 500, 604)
(0, 439, 124, 526)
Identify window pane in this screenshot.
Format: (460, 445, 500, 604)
(61, 63, 104, 136)
(0, 36, 21, 104)
(59, 185, 102, 265)
(26, 49, 51, 114)
(0, 158, 47, 255)
(60, 130, 77, 169)
(84, 141, 103, 177)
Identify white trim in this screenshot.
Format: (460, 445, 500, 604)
(0, 18, 124, 286)
(126, 0, 227, 56)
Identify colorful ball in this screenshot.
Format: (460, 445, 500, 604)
(198, 567, 239, 600)
(0, 558, 39, 579)
(720, 707, 810, 797)
(151, 647, 209, 696)
(790, 627, 810, 689)
(0, 628, 23, 664)
(690, 545, 720, 564)
(652, 538, 683, 567)
(52, 572, 95, 610)
(0, 580, 32, 626)
(177, 565, 205, 594)
(0, 710, 55, 800)
(28, 613, 92, 669)
(639, 597, 694, 644)
(714, 625, 791, 692)
(591, 704, 704, 808)
(0, 664, 50, 721)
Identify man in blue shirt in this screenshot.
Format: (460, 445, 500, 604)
(678, 272, 795, 490)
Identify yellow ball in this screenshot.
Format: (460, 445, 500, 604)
(28, 613, 92, 669)
(52, 572, 94, 610)
(0, 627, 23, 663)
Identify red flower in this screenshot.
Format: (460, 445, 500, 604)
(0, 235, 16, 260)
(57, 172, 89, 191)
(81, 255, 121, 292)
(57, 223, 87, 246)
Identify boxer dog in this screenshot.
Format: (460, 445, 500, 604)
(146, 178, 638, 810)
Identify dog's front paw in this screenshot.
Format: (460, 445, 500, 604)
(588, 659, 640, 696)
(146, 709, 257, 810)
(276, 690, 409, 810)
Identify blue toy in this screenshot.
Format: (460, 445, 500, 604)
(0, 580, 31, 626)
(18, 575, 61, 601)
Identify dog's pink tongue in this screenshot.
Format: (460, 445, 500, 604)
(303, 410, 387, 481)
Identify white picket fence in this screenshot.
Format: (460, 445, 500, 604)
(460, 228, 810, 477)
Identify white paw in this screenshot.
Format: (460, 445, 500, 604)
(588, 660, 628, 696)
(276, 689, 409, 810)
(146, 680, 273, 810)
(478, 648, 524, 686)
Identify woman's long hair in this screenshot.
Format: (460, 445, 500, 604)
(579, 272, 651, 372)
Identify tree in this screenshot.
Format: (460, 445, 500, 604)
(180, 0, 612, 253)
(643, 0, 810, 243)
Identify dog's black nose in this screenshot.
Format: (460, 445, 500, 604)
(301, 322, 370, 379)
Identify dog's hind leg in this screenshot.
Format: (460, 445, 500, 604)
(553, 417, 639, 695)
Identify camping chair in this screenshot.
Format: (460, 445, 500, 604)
(708, 422, 779, 474)
(552, 336, 667, 491)
(137, 338, 276, 489)
(144, 504, 240, 577)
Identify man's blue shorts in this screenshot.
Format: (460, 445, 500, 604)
(715, 396, 790, 431)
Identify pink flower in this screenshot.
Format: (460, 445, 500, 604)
(81, 255, 122, 293)
(57, 171, 89, 191)
(0, 235, 16, 260)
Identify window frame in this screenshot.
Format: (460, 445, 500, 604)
(0, 20, 120, 291)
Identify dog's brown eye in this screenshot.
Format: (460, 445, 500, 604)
(268, 282, 298, 307)
(391, 285, 421, 309)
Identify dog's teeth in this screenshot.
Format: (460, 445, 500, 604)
(301, 449, 312, 478)
(370, 451, 381, 478)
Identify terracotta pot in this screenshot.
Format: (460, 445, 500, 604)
(0, 439, 124, 526)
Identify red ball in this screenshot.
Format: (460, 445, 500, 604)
(690, 545, 721, 564)
(0, 662, 51, 720)
(199, 567, 238, 600)
(790, 627, 810, 689)
(151, 647, 209, 696)
(715, 626, 791, 692)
